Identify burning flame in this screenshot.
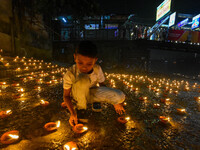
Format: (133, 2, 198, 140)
(64, 145, 70, 150)
(56, 121, 61, 128)
(8, 134, 19, 139)
(83, 126, 88, 131)
(6, 110, 12, 115)
(125, 117, 130, 121)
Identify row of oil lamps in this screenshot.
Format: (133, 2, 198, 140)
(106, 73, 200, 125)
(0, 99, 87, 149)
(0, 54, 61, 72)
(0, 51, 79, 149)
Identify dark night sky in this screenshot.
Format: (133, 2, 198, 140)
(96, 0, 200, 20)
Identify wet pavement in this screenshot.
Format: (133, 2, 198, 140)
(0, 53, 200, 150)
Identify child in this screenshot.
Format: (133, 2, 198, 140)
(63, 40, 125, 127)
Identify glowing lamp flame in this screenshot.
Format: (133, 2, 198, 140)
(180, 109, 185, 112)
(6, 110, 12, 115)
(19, 88, 24, 92)
(56, 121, 61, 128)
(64, 145, 70, 150)
(40, 100, 45, 104)
(125, 117, 130, 121)
(83, 126, 88, 131)
(64, 145, 77, 150)
(166, 98, 170, 101)
(8, 134, 19, 139)
(166, 117, 170, 121)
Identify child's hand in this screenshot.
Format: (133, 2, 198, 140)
(69, 114, 78, 127)
(113, 103, 125, 115)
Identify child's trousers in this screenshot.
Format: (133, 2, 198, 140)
(71, 73, 125, 110)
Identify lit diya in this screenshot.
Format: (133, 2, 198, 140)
(44, 120, 60, 131)
(72, 124, 88, 134)
(176, 108, 186, 114)
(159, 116, 170, 124)
(11, 83, 20, 87)
(0, 82, 6, 85)
(117, 116, 130, 124)
(46, 81, 52, 85)
(18, 88, 24, 93)
(160, 98, 170, 103)
(139, 96, 147, 101)
(40, 100, 49, 107)
(13, 93, 24, 99)
(63, 141, 78, 150)
(0, 130, 19, 144)
(194, 97, 200, 101)
(0, 110, 12, 119)
(153, 103, 160, 109)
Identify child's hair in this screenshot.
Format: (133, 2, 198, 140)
(75, 40, 98, 58)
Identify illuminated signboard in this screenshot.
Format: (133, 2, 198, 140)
(191, 14, 200, 29)
(85, 24, 99, 30)
(156, 0, 171, 21)
(177, 18, 189, 27)
(168, 12, 176, 27)
(105, 24, 118, 29)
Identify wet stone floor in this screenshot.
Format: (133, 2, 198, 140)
(0, 60, 200, 150)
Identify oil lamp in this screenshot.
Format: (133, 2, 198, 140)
(0, 130, 19, 144)
(44, 120, 60, 131)
(153, 103, 160, 109)
(73, 124, 88, 134)
(63, 141, 78, 150)
(40, 100, 49, 107)
(18, 88, 24, 93)
(176, 108, 186, 114)
(117, 116, 130, 124)
(16, 68, 21, 71)
(0, 110, 12, 119)
(0, 82, 6, 85)
(61, 102, 68, 109)
(159, 116, 170, 124)
(139, 96, 147, 101)
(11, 83, 20, 87)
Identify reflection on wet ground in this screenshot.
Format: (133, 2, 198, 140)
(0, 54, 200, 149)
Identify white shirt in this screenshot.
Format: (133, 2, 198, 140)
(63, 64, 105, 89)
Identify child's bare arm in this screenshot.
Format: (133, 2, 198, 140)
(63, 88, 77, 126)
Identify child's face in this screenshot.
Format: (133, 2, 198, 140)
(74, 54, 97, 73)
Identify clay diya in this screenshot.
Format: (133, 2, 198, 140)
(63, 141, 78, 150)
(73, 124, 88, 134)
(153, 103, 160, 109)
(46, 81, 52, 85)
(159, 116, 170, 124)
(44, 121, 60, 131)
(17, 88, 24, 93)
(0, 110, 12, 119)
(0, 130, 19, 144)
(40, 100, 49, 107)
(176, 108, 186, 115)
(194, 97, 200, 101)
(117, 116, 130, 124)
(0, 82, 6, 85)
(61, 102, 68, 109)
(160, 98, 170, 103)
(11, 83, 20, 87)
(13, 93, 24, 99)
(139, 96, 147, 101)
